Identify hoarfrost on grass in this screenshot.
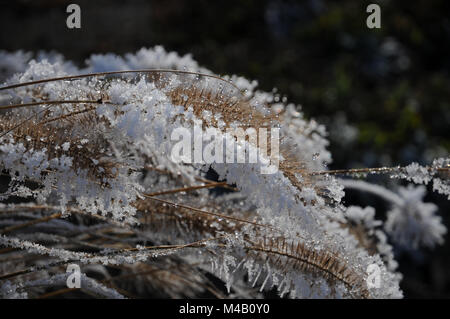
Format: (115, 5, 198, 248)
(0, 47, 447, 299)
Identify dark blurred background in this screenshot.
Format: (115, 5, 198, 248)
(0, 0, 449, 298)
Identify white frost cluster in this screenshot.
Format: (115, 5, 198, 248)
(0, 47, 448, 299)
(385, 185, 446, 249)
(341, 179, 447, 249)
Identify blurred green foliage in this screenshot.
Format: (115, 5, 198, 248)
(145, 0, 450, 168)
